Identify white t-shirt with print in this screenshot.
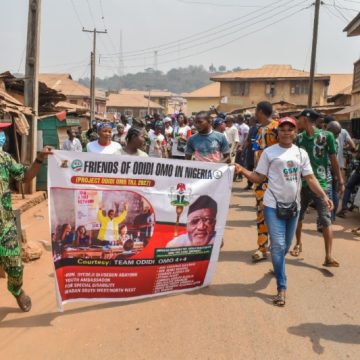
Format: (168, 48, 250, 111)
(149, 132, 166, 158)
(224, 125, 240, 146)
(238, 123, 249, 145)
(255, 144, 313, 209)
(337, 128, 351, 169)
(86, 140, 122, 154)
(171, 125, 192, 157)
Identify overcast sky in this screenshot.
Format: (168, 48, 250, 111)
(1, 0, 360, 80)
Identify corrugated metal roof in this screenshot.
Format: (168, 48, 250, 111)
(39, 73, 106, 100)
(183, 82, 221, 98)
(210, 65, 329, 81)
(106, 93, 163, 109)
(328, 74, 353, 97)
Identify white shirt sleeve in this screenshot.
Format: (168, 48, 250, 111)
(300, 149, 313, 176)
(255, 150, 270, 176)
(233, 127, 240, 143)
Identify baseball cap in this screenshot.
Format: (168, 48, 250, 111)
(218, 112, 226, 119)
(213, 118, 224, 128)
(0, 122, 12, 129)
(295, 108, 321, 120)
(324, 115, 335, 124)
(132, 117, 146, 127)
(155, 121, 163, 128)
(163, 116, 172, 123)
(278, 117, 297, 127)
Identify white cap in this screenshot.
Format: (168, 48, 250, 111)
(163, 117, 172, 123)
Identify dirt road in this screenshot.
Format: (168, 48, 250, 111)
(1, 183, 360, 360)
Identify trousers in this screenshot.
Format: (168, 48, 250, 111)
(0, 254, 23, 296)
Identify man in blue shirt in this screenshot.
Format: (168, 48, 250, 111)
(185, 111, 230, 163)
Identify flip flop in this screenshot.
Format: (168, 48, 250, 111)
(273, 292, 286, 307)
(252, 249, 267, 262)
(15, 290, 32, 312)
(323, 259, 340, 268)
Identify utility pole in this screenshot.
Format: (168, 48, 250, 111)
(308, 0, 321, 108)
(82, 28, 107, 125)
(118, 30, 124, 80)
(147, 86, 151, 115)
(23, 0, 41, 194)
(154, 50, 158, 71)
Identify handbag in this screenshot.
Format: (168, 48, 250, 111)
(177, 137, 187, 153)
(267, 148, 301, 220)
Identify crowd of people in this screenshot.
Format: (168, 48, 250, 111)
(1, 100, 360, 311)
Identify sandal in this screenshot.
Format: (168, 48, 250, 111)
(336, 209, 347, 218)
(290, 244, 302, 257)
(252, 249, 267, 262)
(351, 228, 360, 235)
(15, 290, 32, 312)
(273, 292, 286, 307)
(323, 258, 340, 268)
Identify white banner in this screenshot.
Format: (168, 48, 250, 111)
(48, 150, 233, 310)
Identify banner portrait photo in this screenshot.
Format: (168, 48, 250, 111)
(48, 151, 233, 310)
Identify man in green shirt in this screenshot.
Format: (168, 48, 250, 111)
(290, 109, 344, 267)
(0, 122, 52, 312)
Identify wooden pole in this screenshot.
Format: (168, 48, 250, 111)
(23, 0, 41, 193)
(308, 0, 321, 108)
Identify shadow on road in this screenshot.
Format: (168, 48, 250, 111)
(288, 323, 360, 354)
(226, 219, 256, 228)
(188, 271, 274, 305)
(286, 258, 334, 277)
(219, 250, 255, 264)
(0, 295, 163, 328)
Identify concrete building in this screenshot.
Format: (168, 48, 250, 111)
(183, 82, 221, 116)
(210, 65, 330, 113)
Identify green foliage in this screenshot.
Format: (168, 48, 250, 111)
(79, 66, 213, 93)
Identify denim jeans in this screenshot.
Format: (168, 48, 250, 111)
(264, 206, 299, 291)
(342, 172, 360, 210)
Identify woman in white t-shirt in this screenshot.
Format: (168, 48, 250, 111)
(235, 117, 332, 307)
(86, 122, 122, 154)
(171, 113, 192, 159)
(148, 123, 167, 158)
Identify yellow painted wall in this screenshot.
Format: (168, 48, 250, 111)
(220, 80, 327, 111)
(186, 98, 220, 116)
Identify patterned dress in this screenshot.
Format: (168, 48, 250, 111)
(254, 120, 279, 251)
(0, 151, 26, 296)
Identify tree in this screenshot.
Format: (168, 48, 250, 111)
(209, 64, 217, 73)
(218, 65, 226, 72)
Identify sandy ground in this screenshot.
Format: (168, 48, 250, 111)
(1, 182, 360, 360)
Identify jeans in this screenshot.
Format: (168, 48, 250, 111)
(264, 206, 299, 291)
(342, 172, 360, 210)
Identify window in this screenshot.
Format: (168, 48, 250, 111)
(124, 109, 133, 117)
(139, 109, 147, 118)
(290, 81, 309, 95)
(265, 82, 276, 97)
(230, 82, 249, 96)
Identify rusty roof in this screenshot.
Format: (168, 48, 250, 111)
(106, 93, 164, 109)
(39, 73, 106, 100)
(119, 89, 173, 98)
(327, 73, 353, 97)
(210, 65, 329, 82)
(183, 82, 221, 98)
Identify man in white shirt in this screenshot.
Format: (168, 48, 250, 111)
(62, 129, 82, 152)
(224, 115, 239, 162)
